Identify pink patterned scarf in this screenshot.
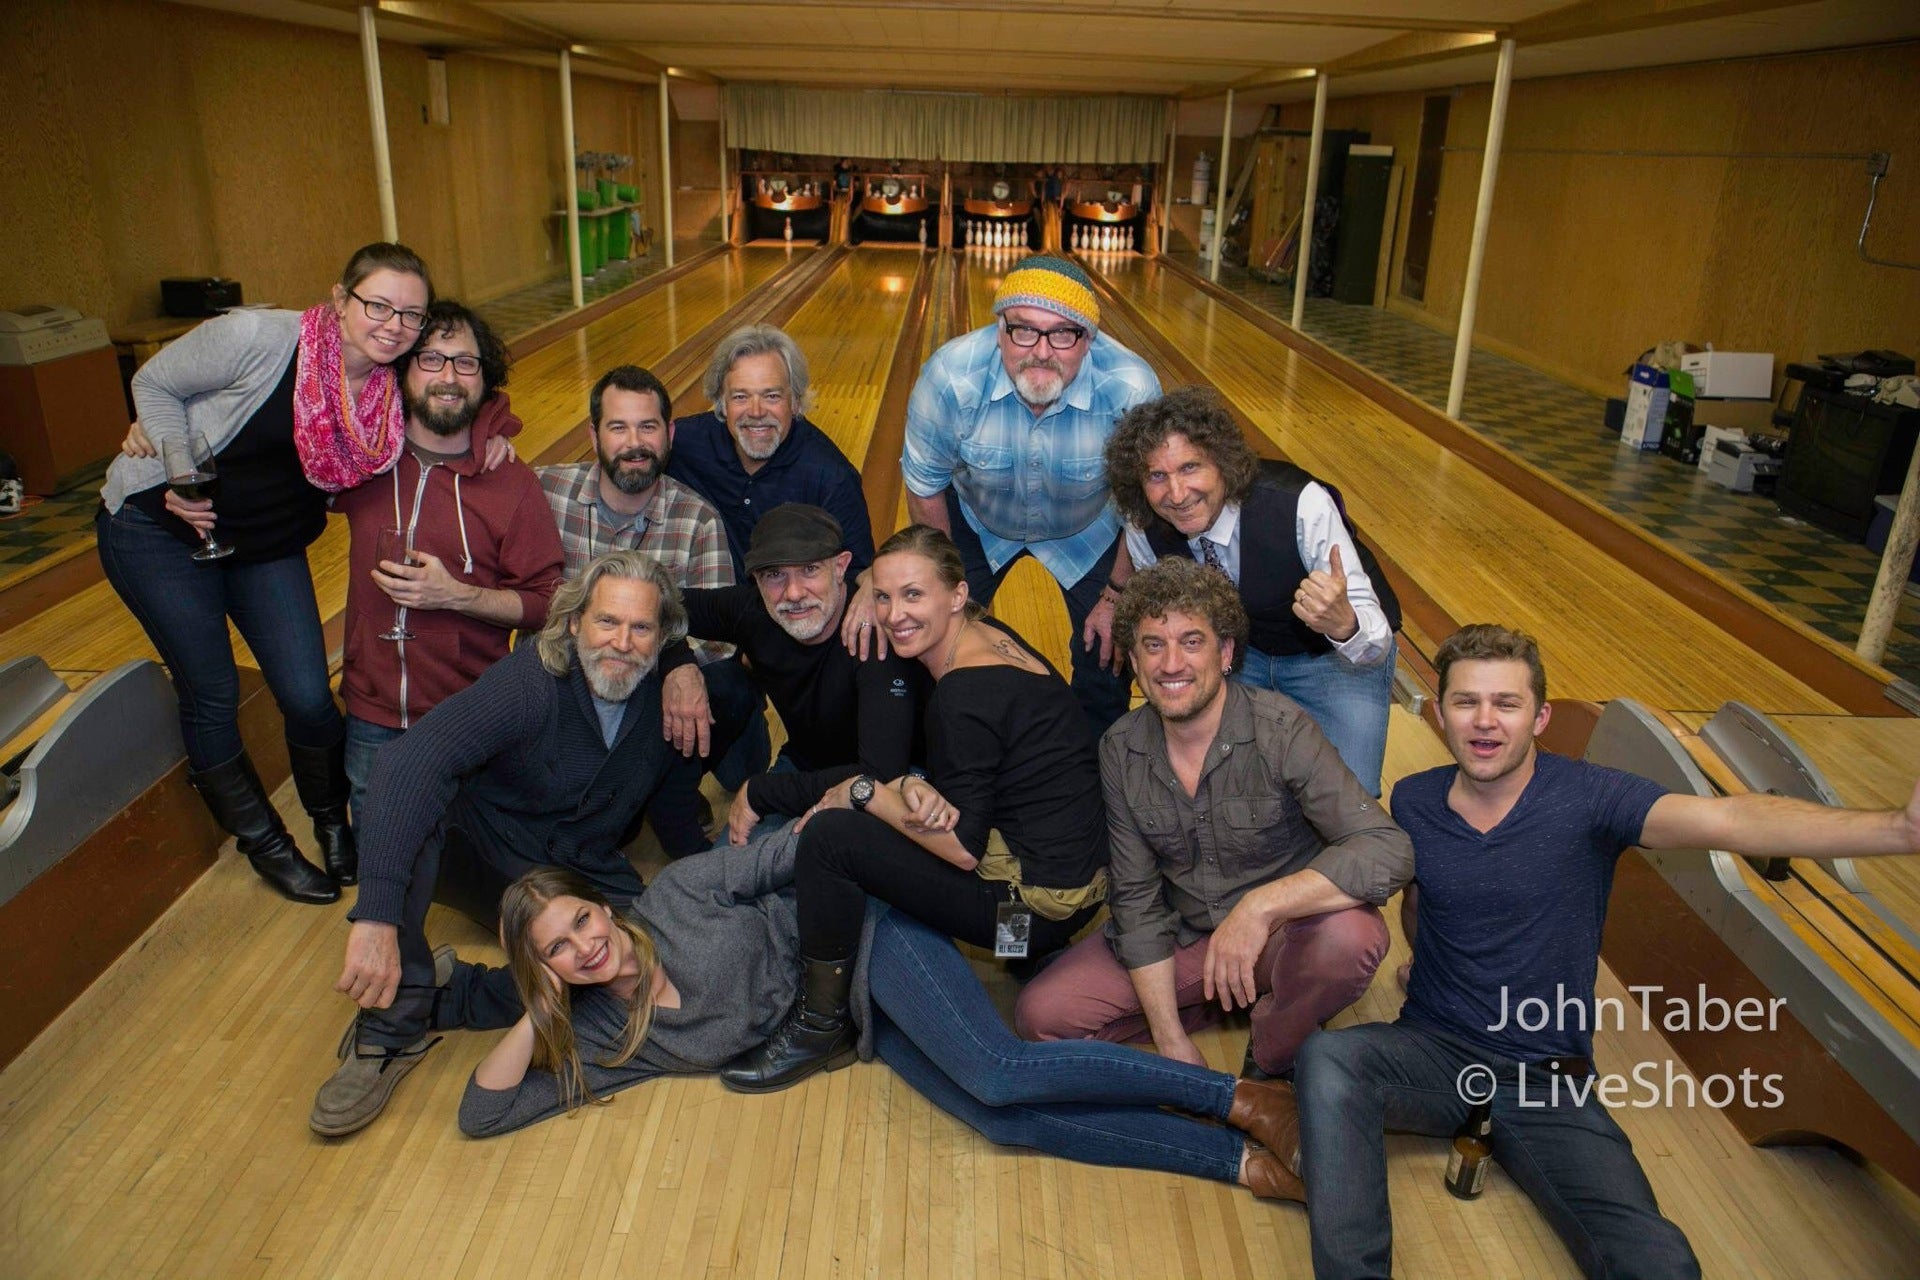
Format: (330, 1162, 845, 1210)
(292, 303, 405, 492)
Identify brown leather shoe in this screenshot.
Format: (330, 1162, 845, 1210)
(1243, 1141, 1306, 1203)
(1228, 1078, 1302, 1174)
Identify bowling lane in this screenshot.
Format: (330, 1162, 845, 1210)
(1742, 715, 1920, 929)
(504, 246, 800, 461)
(775, 248, 926, 475)
(1091, 254, 1844, 716)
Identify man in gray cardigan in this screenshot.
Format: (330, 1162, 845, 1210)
(1014, 558, 1413, 1078)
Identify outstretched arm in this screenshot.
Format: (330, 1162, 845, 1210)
(1640, 778, 1920, 859)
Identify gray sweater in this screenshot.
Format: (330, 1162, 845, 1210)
(458, 825, 877, 1138)
(104, 309, 303, 511)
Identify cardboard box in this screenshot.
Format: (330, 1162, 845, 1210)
(1680, 350, 1773, 400)
(1693, 396, 1776, 433)
(1621, 364, 1669, 450)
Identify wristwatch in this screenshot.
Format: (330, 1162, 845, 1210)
(849, 775, 877, 812)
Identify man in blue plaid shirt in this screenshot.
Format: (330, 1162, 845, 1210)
(893, 254, 1160, 730)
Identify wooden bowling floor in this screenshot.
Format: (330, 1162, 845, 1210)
(3, 246, 1919, 1278)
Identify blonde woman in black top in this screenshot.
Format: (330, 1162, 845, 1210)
(721, 523, 1110, 1093)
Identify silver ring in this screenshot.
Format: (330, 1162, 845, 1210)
(861, 621, 873, 629)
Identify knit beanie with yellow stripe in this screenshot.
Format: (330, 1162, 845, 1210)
(993, 254, 1100, 333)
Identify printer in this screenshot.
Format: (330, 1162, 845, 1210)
(0, 305, 111, 367)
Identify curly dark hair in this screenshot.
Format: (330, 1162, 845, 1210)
(1114, 557, 1249, 662)
(417, 299, 510, 399)
(1434, 623, 1548, 705)
(1104, 386, 1260, 530)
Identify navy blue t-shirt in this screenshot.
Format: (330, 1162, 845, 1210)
(1392, 751, 1666, 1062)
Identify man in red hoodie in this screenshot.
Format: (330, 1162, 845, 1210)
(335, 301, 566, 816)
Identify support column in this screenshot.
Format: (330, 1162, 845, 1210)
(559, 50, 584, 310)
(658, 71, 676, 267)
(1859, 445, 1920, 664)
(1445, 37, 1516, 420)
(1290, 73, 1328, 329)
(1209, 87, 1234, 283)
(718, 84, 730, 244)
(358, 6, 398, 241)
(1160, 97, 1177, 257)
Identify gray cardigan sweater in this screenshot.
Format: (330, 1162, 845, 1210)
(458, 825, 878, 1138)
(103, 308, 303, 511)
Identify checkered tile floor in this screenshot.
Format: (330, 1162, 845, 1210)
(1172, 253, 1920, 691)
(0, 462, 107, 587)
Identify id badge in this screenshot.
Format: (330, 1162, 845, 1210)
(994, 899, 1032, 959)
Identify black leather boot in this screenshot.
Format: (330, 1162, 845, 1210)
(719, 955, 858, 1093)
(287, 737, 357, 884)
(189, 753, 339, 905)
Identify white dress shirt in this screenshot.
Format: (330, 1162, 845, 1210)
(1124, 484, 1392, 666)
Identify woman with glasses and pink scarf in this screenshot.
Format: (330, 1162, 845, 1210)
(98, 243, 435, 906)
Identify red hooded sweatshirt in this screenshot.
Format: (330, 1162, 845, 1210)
(336, 392, 566, 729)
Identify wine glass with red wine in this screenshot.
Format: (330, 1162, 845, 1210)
(377, 525, 419, 641)
(161, 432, 233, 561)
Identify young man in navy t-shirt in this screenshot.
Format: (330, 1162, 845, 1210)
(1286, 623, 1920, 1280)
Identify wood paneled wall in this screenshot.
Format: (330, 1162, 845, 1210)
(2, 0, 657, 326)
(674, 118, 724, 241)
(1279, 43, 1920, 400)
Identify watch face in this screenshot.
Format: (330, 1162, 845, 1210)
(850, 776, 876, 809)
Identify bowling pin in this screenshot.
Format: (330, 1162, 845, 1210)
(1071, 225, 1081, 251)
(918, 218, 927, 246)
(783, 216, 793, 242)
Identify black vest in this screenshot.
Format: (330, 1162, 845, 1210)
(1143, 460, 1401, 658)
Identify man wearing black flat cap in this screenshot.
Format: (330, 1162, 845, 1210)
(678, 503, 931, 845)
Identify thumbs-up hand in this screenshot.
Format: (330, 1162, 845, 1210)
(1292, 542, 1359, 641)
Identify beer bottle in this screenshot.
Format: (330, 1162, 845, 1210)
(1445, 1102, 1494, 1200)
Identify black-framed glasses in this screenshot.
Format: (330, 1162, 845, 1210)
(349, 289, 429, 330)
(1003, 321, 1086, 350)
(413, 350, 481, 375)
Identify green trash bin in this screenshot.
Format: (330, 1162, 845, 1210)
(576, 191, 602, 274)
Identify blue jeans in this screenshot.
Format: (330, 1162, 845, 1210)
(96, 502, 342, 770)
(869, 910, 1243, 1184)
(344, 714, 405, 820)
(943, 489, 1130, 735)
(1295, 1022, 1700, 1280)
(1234, 639, 1396, 797)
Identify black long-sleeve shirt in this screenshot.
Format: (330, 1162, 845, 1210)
(927, 620, 1106, 891)
(682, 584, 928, 815)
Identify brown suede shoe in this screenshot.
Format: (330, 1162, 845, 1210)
(1243, 1141, 1306, 1203)
(310, 1034, 441, 1137)
(1228, 1078, 1302, 1174)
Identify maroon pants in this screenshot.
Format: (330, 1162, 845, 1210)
(1012, 905, 1390, 1073)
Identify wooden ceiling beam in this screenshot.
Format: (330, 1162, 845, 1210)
(496, 0, 1502, 35)
(1323, 30, 1499, 76)
(1508, 0, 1813, 46)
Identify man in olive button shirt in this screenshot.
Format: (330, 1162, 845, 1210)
(1015, 558, 1413, 1076)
